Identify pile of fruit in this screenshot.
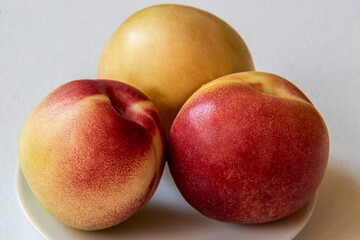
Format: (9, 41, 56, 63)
(18, 4, 329, 231)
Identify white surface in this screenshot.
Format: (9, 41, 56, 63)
(1, 0, 359, 239)
(16, 165, 317, 240)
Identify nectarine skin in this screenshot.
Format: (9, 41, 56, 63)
(168, 72, 329, 223)
(98, 4, 255, 131)
(19, 80, 166, 230)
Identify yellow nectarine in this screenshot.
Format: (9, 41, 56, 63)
(98, 4, 255, 131)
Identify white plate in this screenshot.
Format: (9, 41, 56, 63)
(16, 165, 317, 240)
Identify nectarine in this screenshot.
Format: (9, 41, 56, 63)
(18, 80, 166, 230)
(98, 4, 255, 131)
(168, 72, 329, 223)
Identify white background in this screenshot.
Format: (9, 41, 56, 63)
(1, 0, 359, 239)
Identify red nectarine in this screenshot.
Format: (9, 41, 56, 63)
(168, 72, 329, 223)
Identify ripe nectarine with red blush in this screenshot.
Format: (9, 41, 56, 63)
(168, 72, 329, 223)
(18, 79, 166, 230)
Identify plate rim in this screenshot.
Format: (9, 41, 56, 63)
(16, 165, 317, 240)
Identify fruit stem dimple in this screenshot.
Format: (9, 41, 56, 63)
(113, 106, 124, 116)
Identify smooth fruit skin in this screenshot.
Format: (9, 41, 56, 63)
(98, 4, 255, 132)
(168, 72, 329, 223)
(18, 80, 166, 230)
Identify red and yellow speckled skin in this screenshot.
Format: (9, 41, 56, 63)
(18, 80, 166, 230)
(168, 72, 329, 223)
